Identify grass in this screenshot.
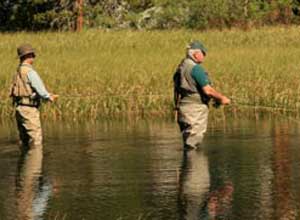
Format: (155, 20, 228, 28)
(1, 26, 300, 121)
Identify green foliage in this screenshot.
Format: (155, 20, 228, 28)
(188, 0, 229, 29)
(125, 0, 154, 12)
(0, 0, 300, 31)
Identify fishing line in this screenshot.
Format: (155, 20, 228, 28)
(1, 94, 300, 125)
(229, 98, 300, 125)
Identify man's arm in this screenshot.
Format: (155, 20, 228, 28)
(191, 65, 230, 105)
(27, 70, 59, 102)
(202, 85, 230, 105)
(27, 70, 50, 100)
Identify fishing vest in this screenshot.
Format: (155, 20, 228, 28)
(173, 58, 210, 104)
(10, 64, 39, 106)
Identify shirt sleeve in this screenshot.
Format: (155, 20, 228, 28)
(191, 65, 210, 88)
(27, 70, 50, 100)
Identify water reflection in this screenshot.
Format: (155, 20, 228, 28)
(272, 122, 296, 220)
(0, 118, 300, 220)
(16, 146, 51, 220)
(178, 150, 210, 220)
(205, 181, 233, 219)
(178, 150, 234, 220)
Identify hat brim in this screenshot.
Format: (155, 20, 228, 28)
(19, 51, 36, 58)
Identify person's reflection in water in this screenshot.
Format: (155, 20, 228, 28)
(178, 150, 210, 220)
(178, 149, 234, 220)
(16, 145, 51, 220)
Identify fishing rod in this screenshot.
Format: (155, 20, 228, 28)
(2, 94, 300, 122)
(215, 96, 300, 112)
(58, 94, 170, 98)
(225, 97, 300, 125)
(1, 94, 298, 113)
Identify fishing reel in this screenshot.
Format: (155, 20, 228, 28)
(212, 99, 221, 108)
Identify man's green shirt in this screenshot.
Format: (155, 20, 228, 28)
(191, 64, 210, 88)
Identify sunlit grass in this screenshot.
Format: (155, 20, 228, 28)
(1, 26, 300, 120)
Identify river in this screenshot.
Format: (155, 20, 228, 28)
(1, 116, 300, 220)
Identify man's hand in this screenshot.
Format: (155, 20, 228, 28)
(220, 96, 230, 105)
(49, 94, 59, 102)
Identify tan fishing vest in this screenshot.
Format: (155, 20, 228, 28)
(10, 65, 34, 98)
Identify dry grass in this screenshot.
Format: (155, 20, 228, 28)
(1, 26, 300, 120)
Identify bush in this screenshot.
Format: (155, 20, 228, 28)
(1, 0, 300, 31)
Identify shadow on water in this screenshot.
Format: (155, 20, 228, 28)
(1, 117, 300, 220)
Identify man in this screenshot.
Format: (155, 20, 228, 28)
(10, 44, 58, 150)
(173, 40, 230, 150)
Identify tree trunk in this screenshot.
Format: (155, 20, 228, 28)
(76, 0, 83, 31)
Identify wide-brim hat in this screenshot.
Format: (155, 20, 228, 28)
(17, 44, 36, 58)
(187, 41, 207, 55)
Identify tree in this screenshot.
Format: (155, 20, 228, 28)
(0, 0, 299, 31)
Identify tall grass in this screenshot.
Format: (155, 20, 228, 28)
(1, 27, 300, 120)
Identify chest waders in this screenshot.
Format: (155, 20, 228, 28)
(10, 65, 43, 149)
(174, 58, 209, 149)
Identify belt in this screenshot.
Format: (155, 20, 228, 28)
(17, 103, 39, 108)
(180, 93, 210, 105)
(14, 97, 40, 108)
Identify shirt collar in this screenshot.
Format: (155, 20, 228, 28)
(20, 63, 32, 68)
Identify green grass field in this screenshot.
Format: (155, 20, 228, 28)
(1, 26, 300, 121)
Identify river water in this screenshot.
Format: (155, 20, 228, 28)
(1, 116, 300, 220)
